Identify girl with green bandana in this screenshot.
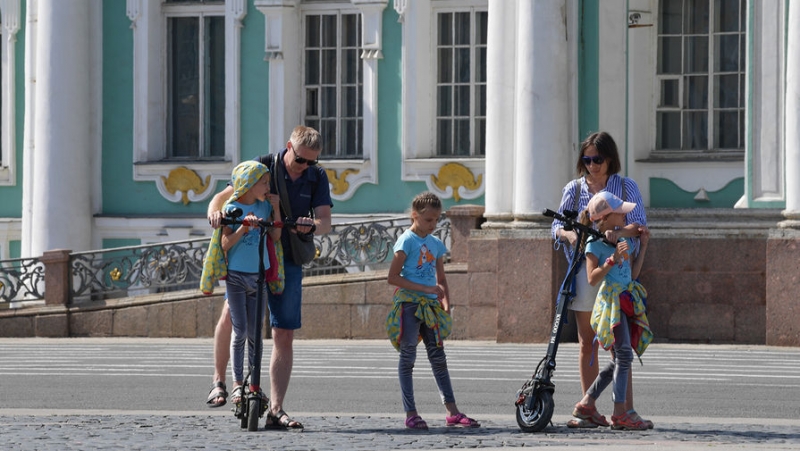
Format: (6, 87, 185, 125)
(201, 160, 281, 409)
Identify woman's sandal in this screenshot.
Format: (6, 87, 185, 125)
(206, 381, 227, 408)
(265, 409, 304, 431)
(572, 402, 610, 427)
(404, 415, 428, 430)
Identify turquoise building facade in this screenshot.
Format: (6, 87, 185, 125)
(0, 0, 795, 260)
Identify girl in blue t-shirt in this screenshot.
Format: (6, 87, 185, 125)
(385, 192, 479, 431)
(219, 161, 281, 411)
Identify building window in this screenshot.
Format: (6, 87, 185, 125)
(656, 0, 746, 153)
(166, 13, 225, 159)
(303, 12, 363, 159)
(396, 0, 486, 201)
(255, 0, 386, 200)
(435, 9, 487, 157)
(128, 0, 244, 203)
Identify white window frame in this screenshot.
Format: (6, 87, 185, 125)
(653, 0, 746, 158)
(396, 0, 485, 201)
(301, 9, 363, 158)
(433, 6, 487, 158)
(127, 0, 245, 204)
(0, 0, 21, 186)
(164, 4, 227, 160)
(626, 1, 753, 207)
(255, 0, 386, 201)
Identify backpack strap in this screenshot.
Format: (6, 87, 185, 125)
(621, 176, 628, 202)
(571, 178, 582, 212)
(267, 151, 314, 221)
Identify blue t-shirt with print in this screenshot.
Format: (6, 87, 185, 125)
(225, 199, 273, 273)
(393, 229, 447, 299)
(585, 236, 634, 286)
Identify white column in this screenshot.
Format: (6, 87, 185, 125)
(513, 0, 570, 219)
(597, 0, 627, 163)
(784, 0, 800, 225)
(29, 0, 93, 256)
(256, 1, 301, 153)
(484, 0, 516, 223)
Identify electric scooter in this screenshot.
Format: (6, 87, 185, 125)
(221, 207, 284, 431)
(514, 208, 610, 433)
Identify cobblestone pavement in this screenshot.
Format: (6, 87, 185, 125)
(2, 339, 799, 450)
(2, 412, 799, 451)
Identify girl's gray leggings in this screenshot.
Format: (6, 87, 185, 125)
(586, 313, 633, 403)
(398, 302, 456, 412)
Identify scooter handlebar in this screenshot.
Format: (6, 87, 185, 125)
(220, 217, 285, 228)
(542, 208, 614, 245)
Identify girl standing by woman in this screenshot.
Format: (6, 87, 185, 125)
(571, 191, 653, 430)
(385, 192, 480, 431)
(551, 131, 652, 428)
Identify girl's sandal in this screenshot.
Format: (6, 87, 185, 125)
(404, 415, 428, 430)
(445, 413, 480, 428)
(230, 385, 245, 417)
(229, 385, 244, 404)
(629, 410, 654, 429)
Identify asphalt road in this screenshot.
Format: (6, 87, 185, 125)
(1, 338, 799, 450)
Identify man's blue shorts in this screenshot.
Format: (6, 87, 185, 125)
(267, 260, 303, 329)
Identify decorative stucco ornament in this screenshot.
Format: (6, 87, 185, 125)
(431, 163, 483, 202)
(325, 168, 361, 196)
(161, 167, 212, 205)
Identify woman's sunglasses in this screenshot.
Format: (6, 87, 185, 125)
(581, 155, 605, 165)
(291, 147, 318, 166)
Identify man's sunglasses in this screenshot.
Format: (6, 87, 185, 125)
(291, 147, 318, 166)
(581, 155, 605, 165)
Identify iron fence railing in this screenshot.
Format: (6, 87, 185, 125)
(70, 239, 210, 303)
(0, 215, 451, 306)
(0, 257, 46, 307)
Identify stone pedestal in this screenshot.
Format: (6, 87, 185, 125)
(766, 228, 800, 346)
(469, 227, 559, 343)
(446, 205, 485, 264)
(40, 249, 71, 307)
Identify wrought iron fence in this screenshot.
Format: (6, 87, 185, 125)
(303, 214, 451, 275)
(0, 258, 46, 307)
(70, 239, 210, 303)
(0, 215, 451, 306)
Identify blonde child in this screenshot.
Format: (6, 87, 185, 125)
(571, 191, 653, 430)
(210, 161, 281, 410)
(385, 192, 479, 430)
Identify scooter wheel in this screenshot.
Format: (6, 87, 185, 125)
(248, 397, 261, 431)
(515, 389, 554, 433)
(240, 401, 248, 429)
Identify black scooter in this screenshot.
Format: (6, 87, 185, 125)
(514, 208, 609, 433)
